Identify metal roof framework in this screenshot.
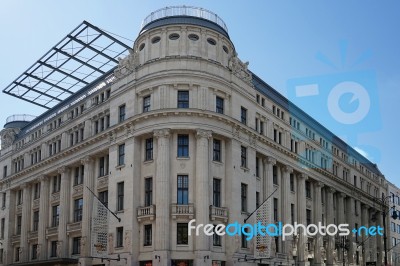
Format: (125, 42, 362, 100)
(2, 21, 131, 109)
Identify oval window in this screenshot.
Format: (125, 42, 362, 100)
(223, 45, 229, 54)
(139, 43, 145, 51)
(188, 34, 199, 41)
(207, 38, 216, 45)
(169, 33, 180, 40)
(151, 36, 161, 44)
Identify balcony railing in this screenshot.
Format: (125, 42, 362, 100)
(141, 6, 228, 33)
(171, 203, 194, 219)
(137, 205, 156, 222)
(210, 205, 228, 222)
(46, 226, 59, 236)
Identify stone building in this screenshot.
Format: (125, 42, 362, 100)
(0, 6, 389, 266)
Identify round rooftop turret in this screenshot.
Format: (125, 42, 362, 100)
(4, 114, 36, 129)
(139, 6, 229, 38)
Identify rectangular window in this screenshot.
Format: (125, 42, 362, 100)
(145, 178, 153, 207)
(0, 218, 4, 239)
(213, 225, 222, 246)
(291, 204, 295, 225)
(290, 173, 295, 192)
(119, 104, 126, 122)
(305, 181, 312, 198)
(117, 182, 124, 211)
(177, 135, 189, 157)
(241, 228, 248, 248)
(72, 237, 81, 254)
(177, 175, 189, 205)
(118, 144, 125, 166)
(145, 138, 153, 161)
(241, 183, 247, 212)
(17, 189, 23, 205)
(3, 165, 7, 178)
(74, 198, 83, 222)
(213, 178, 221, 207)
(216, 96, 224, 114)
(273, 165, 278, 185)
(15, 247, 20, 262)
(116, 227, 124, 247)
(99, 190, 108, 208)
(306, 209, 312, 226)
(273, 198, 278, 222)
(256, 192, 260, 209)
(33, 183, 40, 199)
(241, 146, 247, 168)
(1, 193, 5, 208)
(16, 215, 22, 235)
(213, 139, 221, 162)
(74, 166, 84, 186)
(33, 211, 39, 231)
(144, 224, 152, 246)
(177, 91, 189, 108)
(0, 248, 2, 263)
(143, 95, 151, 112)
(52, 205, 60, 227)
(256, 157, 259, 177)
(99, 156, 105, 177)
(53, 174, 61, 193)
(32, 244, 38, 260)
(255, 118, 259, 132)
(240, 107, 247, 124)
(260, 121, 264, 135)
(177, 223, 188, 245)
(50, 241, 57, 257)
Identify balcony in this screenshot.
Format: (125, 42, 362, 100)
(28, 230, 38, 240)
(97, 175, 109, 189)
(171, 204, 194, 220)
(67, 222, 81, 234)
(210, 205, 228, 223)
(137, 205, 156, 222)
(46, 226, 59, 236)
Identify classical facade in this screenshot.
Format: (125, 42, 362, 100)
(0, 6, 390, 266)
(388, 182, 400, 265)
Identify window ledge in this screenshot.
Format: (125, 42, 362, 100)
(240, 166, 249, 172)
(114, 246, 124, 250)
(176, 157, 190, 160)
(290, 191, 295, 194)
(116, 164, 125, 170)
(116, 210, 124, 214)
(212, 160, 223, 165)
(144, 159, 154, 164)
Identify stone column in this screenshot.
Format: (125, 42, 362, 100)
(282, 165, 293, 256)
(347, 197, 356, 264)
(38, 175, 50, 260)
(362, 204, 370, 264)
(194, 129, 212, 265)
(297, 174, 307, 266)
(326, 187, 336, 266)
(81, 156, 95, 263)
(58, 166, 71, 258)
(153, 129, 171, 266)
(314, 182, 324, 266)
(20, 182, 31, 262)
(337, 192, 346, 262)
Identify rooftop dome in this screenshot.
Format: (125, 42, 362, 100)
(4, 114, 36, 129)
(139, 6, 229, 38)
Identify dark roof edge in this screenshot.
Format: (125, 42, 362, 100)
(251, 71, 383, 177)
(139, 16, 230, 39)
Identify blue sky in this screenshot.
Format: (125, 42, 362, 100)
(0, 1, 399, 187)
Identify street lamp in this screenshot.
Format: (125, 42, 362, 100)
(336, 235, 349, 266)
(371, 195, 399, 266)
